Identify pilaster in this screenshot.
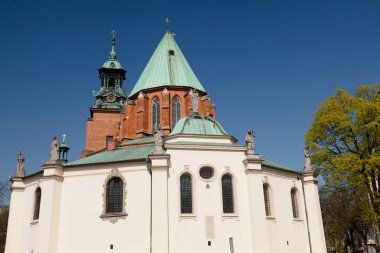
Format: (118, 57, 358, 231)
(38, 160, 64, 253)
(244, 155, 271, 253)
(303, 170, 327, 253)
(136, 91, 148, 137)
(149, 154, 170, 253)
(4, 178, 25, 253)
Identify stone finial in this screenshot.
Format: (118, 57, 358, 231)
(304, 145, 314, 172)
(50, 136, 59, 161)
(191, 89, 199, 113)
(153, 124, 165, 154)
(14, 151, 26, 177)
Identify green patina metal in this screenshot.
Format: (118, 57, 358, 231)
(262, 160, 301, 174)
(65, 145, 155, 166)
(119, 136, 155, 146)
(170, 113, 228, 136)
(129, 31, 206, 97)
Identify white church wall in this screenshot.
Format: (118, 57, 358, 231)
(57, 162, 151, 253)
(167, 148, 254, 253)
(262, 167, 310, 253)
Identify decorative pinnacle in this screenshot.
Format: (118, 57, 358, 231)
(62, 134, 66, 144)
(109, 29, 117, 59)
(165, 18, 171, 30)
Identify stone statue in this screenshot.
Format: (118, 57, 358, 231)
(304, 145, 313, 171)
(50, 136, 59, 161)
(191, 89, 199, 113)
(153, 124, 165, 154)
(15, 151, 26, 177)
(245, 129, 255, 154)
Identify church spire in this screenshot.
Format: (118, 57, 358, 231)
(109, 29, 117, 60)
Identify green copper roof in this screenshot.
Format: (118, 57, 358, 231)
(129, 31, 205, 97)
(262, 160, 301, 174)
(170, 113, 228, 136)
(65, 145, 154, 166)
(119, 136, 155, 146)
(102, 31, 123, 69)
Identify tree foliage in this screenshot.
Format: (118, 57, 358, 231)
(306, 83, 380, 219)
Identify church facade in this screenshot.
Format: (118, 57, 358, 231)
(5, 29, 327, 253)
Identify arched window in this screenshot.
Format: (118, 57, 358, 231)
(263, 183, 271, 216)
(152, 97, 160, 131)
(172, 96, 181, 128)
(33, 187, 41, 220)
(180, 173, 193, 214)
(221, 174, 234, 214)
(291, 188, 300, 219)
(106, 177, 123, 213)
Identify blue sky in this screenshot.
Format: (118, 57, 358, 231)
(0, 0, 379, 181)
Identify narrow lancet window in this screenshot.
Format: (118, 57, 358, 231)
(180, 173, 193, 214)
(106, 177, 123, 213)
(33, 187, 42, 220)
(222, 174, 234, 214)
(172, 96, 181, 128)
(263, 184, 271, 216)
(291, 188, 300, 219)
(152, 97, 160, 131)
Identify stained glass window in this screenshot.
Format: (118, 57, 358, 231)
(106, 177, 123, 213)
(180, 173, 193, 214)
(291, 188, 299, 218)
(33, 187, 41, 220)
(152, 97, 160, 131)
(263, 184, 271, 216)
(172, 96, 181, 128)
(222, 174, 234, 213)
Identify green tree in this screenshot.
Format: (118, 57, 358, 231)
(0, 180, 10, 253)
(306, 83, 380, 219)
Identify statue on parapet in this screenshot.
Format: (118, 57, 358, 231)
(50, 136, 59, 161)
(191, 89, 199, 113)
(14, 151, 26, 177)
(153, 123, 165, 154)
(304, 145, 314, 171)
(245, 129, 255, 154)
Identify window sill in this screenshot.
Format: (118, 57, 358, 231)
(222, 214, 239, 220)
(179, 214, 196, 220)
(266, 216, 276, 220)
(293, 218, 304, 222)
(100, 212, 128, 224)
(30, 220, 39, 225)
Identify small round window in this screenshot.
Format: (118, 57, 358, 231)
(199, 166, 214, 180)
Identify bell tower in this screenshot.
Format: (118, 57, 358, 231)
(94, 30, 127, 109)
(82, 31, 127, 157)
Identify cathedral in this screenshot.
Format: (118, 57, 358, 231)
(5, 27, 327, 253)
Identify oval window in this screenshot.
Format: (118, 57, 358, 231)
(199, 166, 214, 180)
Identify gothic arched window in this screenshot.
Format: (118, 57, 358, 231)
(180, 173, 193, 214)
(263, 183, 271, 217)
(172, 96, 181, 128)
(33, 187, 42, 220)
(152, 97, 160, 131)
(291, 188, 300, 219)
(221, 174, 234, 214)
(106, 177, 123, 213)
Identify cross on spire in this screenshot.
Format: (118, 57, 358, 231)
(111, 29, 116, 40)
(165, 18, 171, 30)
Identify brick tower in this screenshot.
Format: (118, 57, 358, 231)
(83, 29, 217, 156)
(82, 31, 127, 157)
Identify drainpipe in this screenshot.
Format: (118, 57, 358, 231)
(302, 175, 313, 253)
(148, 159, 152, 253)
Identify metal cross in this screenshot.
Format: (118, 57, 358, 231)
(165, 18, 171, 29)
(111, 29, 116, 39)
